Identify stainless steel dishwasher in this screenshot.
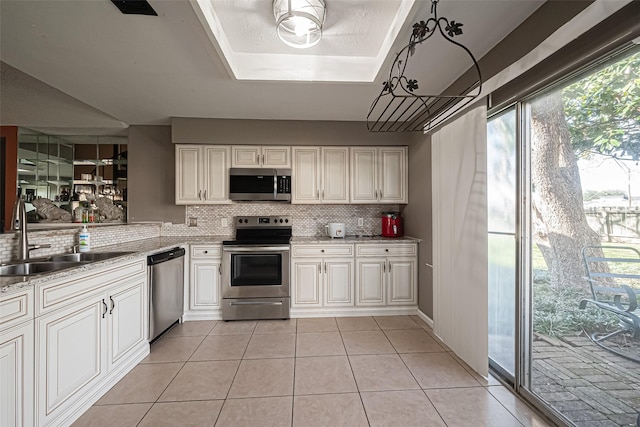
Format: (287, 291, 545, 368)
(147, 247, 186, 342)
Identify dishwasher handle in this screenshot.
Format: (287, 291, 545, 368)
(147, 247, 186, 265)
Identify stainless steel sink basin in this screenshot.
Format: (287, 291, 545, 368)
(48, 251, 134, 263)
(0, 261, 84, 276)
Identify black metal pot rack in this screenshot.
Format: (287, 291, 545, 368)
(367, 0, 482, 133)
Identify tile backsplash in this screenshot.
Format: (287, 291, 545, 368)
(161, 203, 400, 237)
(0, 204, 400, 262)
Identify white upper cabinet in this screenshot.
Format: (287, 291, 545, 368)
(292, 147, 349, 204)
(231, 146, 291, 168)
(351, 146, 408, 204)
(176, 145, 230, 204)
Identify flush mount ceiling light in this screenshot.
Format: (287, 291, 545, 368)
(273, 0, 326, 49)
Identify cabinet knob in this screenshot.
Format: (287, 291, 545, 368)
(321, 249, 325, 253)
(385, 248, 389, 252)
(204, 250, 208, 254)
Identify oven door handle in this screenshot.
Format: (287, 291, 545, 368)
(223, 246, 290, 252)
(229, 301, 284, 306)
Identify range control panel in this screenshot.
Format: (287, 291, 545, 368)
(235, 216, 291, 227)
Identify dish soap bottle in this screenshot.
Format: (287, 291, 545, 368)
(79, 225, 91, 252)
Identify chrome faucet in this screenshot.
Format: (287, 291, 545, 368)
(11, 197, 50, 261)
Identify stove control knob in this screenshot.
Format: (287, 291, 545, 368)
(285, 219, 289, 223)
(280, 219, 283, 223)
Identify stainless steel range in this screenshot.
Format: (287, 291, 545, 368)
(221, 216, 291, 320)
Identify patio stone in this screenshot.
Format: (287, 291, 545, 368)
(563, 409, 608, 422)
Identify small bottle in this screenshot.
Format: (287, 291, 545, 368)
(79, 225, 91, 252)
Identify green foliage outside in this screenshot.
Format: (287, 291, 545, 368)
(564, 50, 640, 160)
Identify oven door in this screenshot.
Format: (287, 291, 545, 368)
(222, 245, 290, 299)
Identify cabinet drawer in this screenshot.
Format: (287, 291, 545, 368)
(37, 258, 147, 315)
(292, 244, 354, 257)
(191, 245, 222, 259)
(356, 243, 417, 257)
(0, 289, 34, 331)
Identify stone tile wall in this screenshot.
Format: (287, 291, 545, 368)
(0, 204, 401, 262)
(161, 203, 400, 237)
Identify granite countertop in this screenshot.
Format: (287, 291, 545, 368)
(0, 235, 230, 296)
(1, 234, 418, 296)
(291, 235, 420, 244)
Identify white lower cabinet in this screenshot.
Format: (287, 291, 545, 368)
(355, 243, 417, 306)
(291, 244, 354, 308)
(35, 258, 148, 427)
(186, 244, 222, 319)
(37, 297, 105, 424)
(356, 258, 386, 305)
(1, 319, 34, 427)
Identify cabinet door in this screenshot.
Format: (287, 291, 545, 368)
(231, 146, 261, 167)
(292, 148, 321, 204)
(175, 145, 203, 204)
(203, 146, 230, 203)
(292, 260, 321, 306)
(107, 279, 147, 370)
(0, 321, 34, 427)
(190, 260, 221, 309)
(350, 147, 377, 203)
(37, 297, 104, 424)
(388, 258, 417, 305)
(321, 148, 349, 203)
(379, 147, 408, 203)
(263, 146, 291, 168)
(356, 259, 386, 305)
(324, 258, 354, 306)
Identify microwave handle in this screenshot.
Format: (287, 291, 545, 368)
(274, 174, 277, 199)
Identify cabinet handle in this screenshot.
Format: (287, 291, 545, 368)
(262, 154, 265, 165)
(109, 296, 115, 314)
(379, 189, 383, 199)
(324, 262, 326, 273)
(102, 299, 108, 318)
(375, 190, 378, 199)
(383, 262, 386, 273)
(198, 190, 202, 200)
(318, 263, 322, 278)
(219, 264, 222, 275)
(388, 260, 391, 272)
(203, 190, 207, 200)
(322, 190, 325, 199)
(317, 190, 320, 199)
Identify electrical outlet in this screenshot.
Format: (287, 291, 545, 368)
(221, 218, 228, 227)
(357, 218, 364, 227)
(188, 217, 197, 227)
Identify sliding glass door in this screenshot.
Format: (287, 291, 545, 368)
(487, 108, 518, 381)
(488, 45, 640, 426)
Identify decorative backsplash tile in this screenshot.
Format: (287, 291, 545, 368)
(0, 204, 400, 262)
(161, 203, 400, 237)
(0, 223, 161, 264)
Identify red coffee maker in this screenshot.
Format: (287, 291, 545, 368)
(381, 212, 403, 237)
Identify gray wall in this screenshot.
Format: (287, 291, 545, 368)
(128, 125, 185, 223)
(172, 118, 409, 146)
(403, 133, 433, 317)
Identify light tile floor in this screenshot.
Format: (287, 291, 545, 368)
(72, 315, 554, 427)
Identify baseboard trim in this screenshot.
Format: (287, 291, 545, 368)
(291, 306, 418, 318)
(416, 309, 434, 328)
(53, 343, 150, 427)
(183, 310, 222, 321)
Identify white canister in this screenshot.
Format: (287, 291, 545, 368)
(325, 223, 346, 238)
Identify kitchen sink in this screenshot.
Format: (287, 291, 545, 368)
(0, 261, 85, 276)
(48, 251, 134, 263)
(0, 252, 135, 276)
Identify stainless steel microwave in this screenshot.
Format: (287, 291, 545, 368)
(229, 168, 291, 201)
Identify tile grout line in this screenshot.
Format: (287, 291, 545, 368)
(337, 323, 372, 427)
(291, 319, 298, 427)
